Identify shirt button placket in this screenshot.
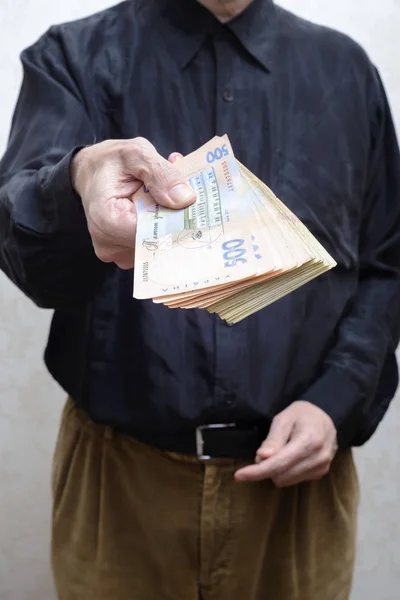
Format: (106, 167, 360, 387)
(212, 30, 243, 412)
(214, 33, 236, 135)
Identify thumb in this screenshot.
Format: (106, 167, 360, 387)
(139, 155, 196, 210)
(257, 413, 295, 459)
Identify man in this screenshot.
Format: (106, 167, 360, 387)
(0, 0, 399, 598)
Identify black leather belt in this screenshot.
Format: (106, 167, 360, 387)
(194, 423, 265, 460)
(122, 422, 268, 460)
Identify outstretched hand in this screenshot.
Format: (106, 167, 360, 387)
(71, 140, 195, 270)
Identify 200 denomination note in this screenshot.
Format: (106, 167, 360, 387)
(133, 136, 261, 299)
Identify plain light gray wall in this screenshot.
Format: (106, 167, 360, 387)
(0, 1, 399, 599)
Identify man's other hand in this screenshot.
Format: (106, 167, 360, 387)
(71, 139, 196, 270)
(235, 401, 338, 486)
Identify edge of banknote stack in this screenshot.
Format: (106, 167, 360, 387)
(133, 135, 336, 324)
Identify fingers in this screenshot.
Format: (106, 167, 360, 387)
(125, 138, 195, 208)
(272, 468, 326, 488)
(235, 408, 296, 481)
(89, 196, 137, 263)
(168, 152, 184, 163)
(97, 246, 135, 270)
(256, 411, 295, 459)
(235, 427, 311, 483)
(270, 451, 331, 488)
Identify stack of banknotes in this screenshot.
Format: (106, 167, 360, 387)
(133, 135, 336, 324)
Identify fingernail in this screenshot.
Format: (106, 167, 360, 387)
(260, 443, 275, 452)
(257, 446, 275, 458)
(170, 153, 184, 163)
(169, 184, 195, 205)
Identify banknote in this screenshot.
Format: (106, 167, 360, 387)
(132, 134, 337, 323)
(133, 136, 272, 299)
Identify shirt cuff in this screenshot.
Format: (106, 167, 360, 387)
(41, 147, 89, 236)
(301, 367, 366, 448)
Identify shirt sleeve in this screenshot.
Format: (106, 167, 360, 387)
(0, 27, 110, 309)
(302, 68, 400, 448)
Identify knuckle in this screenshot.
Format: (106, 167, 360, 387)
(317, 451, 332, 469)
(151, 159, 172, 185)
(269, 464, 286, 479)
(305, 432, 324, 453)
(269, 467, 281, 478)
(132, 136, 152, 149)
(116, 259, 133, 270)
(98, 139, 124, 163)
(272, 414, 285, 428)
(132, 150, 152, 179)
(103, 139, 121, 151)
(123, 137, 179, 192)
(138, 154, 164, 185)
(94, 246, 112, 263)
(131, 137, 153, 159)
(117, 138, 153, 179)
(310, 463, 331, 480)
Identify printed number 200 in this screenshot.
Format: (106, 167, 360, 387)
(223, 239, 247, 267)
(207, 144, 229, 164)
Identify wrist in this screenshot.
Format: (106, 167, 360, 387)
(70, 146, 90, 199)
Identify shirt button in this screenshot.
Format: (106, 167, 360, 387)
(223, 88, 234, 102)
(223, 393, 236, 406)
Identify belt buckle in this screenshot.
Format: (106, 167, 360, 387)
(196, 423, 236, 460)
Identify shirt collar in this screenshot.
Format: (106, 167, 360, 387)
(160, 0, 277, 72)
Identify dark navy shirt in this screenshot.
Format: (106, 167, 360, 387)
(1, 0, 400, 449)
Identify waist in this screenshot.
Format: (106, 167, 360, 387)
(69, 396, 271, 460)
(119, 421, 271, 460)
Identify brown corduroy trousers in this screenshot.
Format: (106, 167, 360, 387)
(51, 399, 359, 600)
